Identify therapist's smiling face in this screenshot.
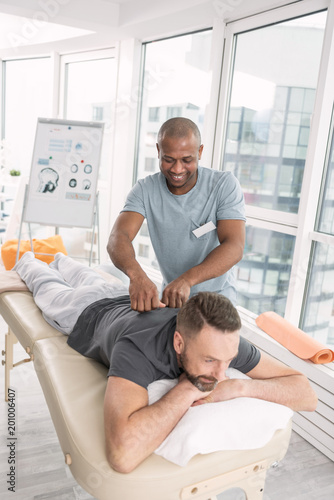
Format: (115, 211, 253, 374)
(174, 325, 240, 392)
(156, 132, 204, 195)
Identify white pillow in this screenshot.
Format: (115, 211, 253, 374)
(147, 368, 293, 466)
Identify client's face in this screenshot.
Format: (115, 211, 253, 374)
(177, 326, 240, 392)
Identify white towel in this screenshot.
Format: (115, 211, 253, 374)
(148, 368, 293, 466)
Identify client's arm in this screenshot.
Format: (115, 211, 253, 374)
(104, 375, 210, 473)
(192, 352, 318, 412)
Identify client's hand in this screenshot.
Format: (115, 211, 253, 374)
(191, 378, 243, 406)
(178, 373, 214, 404)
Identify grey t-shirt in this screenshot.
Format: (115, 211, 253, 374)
(67, 296, 260, 389)
(122, 167, 246, 304)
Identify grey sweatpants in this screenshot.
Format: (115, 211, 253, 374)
(14, 252, 128, 335)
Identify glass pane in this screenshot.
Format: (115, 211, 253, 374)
(64, 57, 116, 182)
(63, 56, 116, 259)
(236, 227, 296, 316)
(223, 11, 327, 213)
(135, 30, 213, 181)
(302, 242, 334, 348)
(317, 112, 334, 235)
(3, 58, 52, 177)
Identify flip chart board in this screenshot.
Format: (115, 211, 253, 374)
(24, 118, 104, 228)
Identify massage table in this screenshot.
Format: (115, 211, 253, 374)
(0, 287, 292, 500)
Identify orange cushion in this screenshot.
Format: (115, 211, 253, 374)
(1, 235, 67, 270)
(256, 311, 334, 364)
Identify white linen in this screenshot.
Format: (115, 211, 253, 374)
(148, 368, 293, 466)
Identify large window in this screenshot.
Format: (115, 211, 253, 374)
(237, 228, 295, 317)
(217, 6, 334, 460)
(3, 57, 52, 177)
(62, 52, 116, 182)
(220, 10, 327, 318)
(135, 30, 213, 182)
(302, 109, 334, 348)
(223, 12, 326, 214)
(317, 113, 334, 236)
(302, 241, 334, 347)
(1, 57, 52, 242)
(134, 30, 213, 271)
(60, 50, 116, 260)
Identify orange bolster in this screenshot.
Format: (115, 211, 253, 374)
(255, 311, 334, 365)
(1, 235, 67, 270)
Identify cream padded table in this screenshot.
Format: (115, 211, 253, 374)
(0, 289, 292, 500)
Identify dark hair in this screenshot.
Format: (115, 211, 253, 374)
(176, 292, 241, 337)
(157, 117, 201, 146)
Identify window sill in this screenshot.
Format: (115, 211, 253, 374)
(237, 305, 334, 393)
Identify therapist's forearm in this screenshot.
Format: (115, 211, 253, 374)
(161, 239, 244, 307)
(181, 239, 244, 288)
(107, 231, 144, 279)
(108, 231, 161, 311)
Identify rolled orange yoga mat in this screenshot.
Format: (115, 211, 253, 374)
(255, 311, 334, 364)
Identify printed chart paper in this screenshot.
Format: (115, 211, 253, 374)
(24, 118, 104, 228)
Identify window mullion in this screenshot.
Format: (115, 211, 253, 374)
(205, 18, 226, 171)
(309, 231, 334, 247)
(0, 59, 4, 140)
(211, 23, 235, 171)
(51, 52, 60, 118)
(284, 0, 334, 326)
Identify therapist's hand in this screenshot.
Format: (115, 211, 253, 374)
(161, 277, 191, 308)
(129, 275, 164, 312)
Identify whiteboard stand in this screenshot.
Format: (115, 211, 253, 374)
(15, 184, 100, 267)
(89, 190, 100, 267)
(14, 117, 104, 267)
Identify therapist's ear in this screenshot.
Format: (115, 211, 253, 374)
(156, 143, 160, 156)
(173, 331, 185, 355)
(198, 144, 204, 160)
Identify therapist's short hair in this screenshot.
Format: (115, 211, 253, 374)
(176, 292, 241, 337)
(157, 117, 201, 146)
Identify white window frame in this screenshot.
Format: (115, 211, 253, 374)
(211, 1, 334, 458)
(213, 0, 334, 332)
(1, 53, 57, 138)
(58, 48, 116, 120)
(58, 47, 117, 261)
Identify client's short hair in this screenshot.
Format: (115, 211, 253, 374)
(176, 292, 241, 337)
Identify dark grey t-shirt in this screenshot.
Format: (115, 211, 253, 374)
(67, 296, 260, 389)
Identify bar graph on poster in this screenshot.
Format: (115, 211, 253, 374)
(24, 118, 104, 228)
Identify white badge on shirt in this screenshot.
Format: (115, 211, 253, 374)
(192, 221, 216, 238)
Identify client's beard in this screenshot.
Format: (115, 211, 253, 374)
(179, 353, 218, 392)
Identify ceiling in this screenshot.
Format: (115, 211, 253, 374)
(0, 0, 302, 55)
